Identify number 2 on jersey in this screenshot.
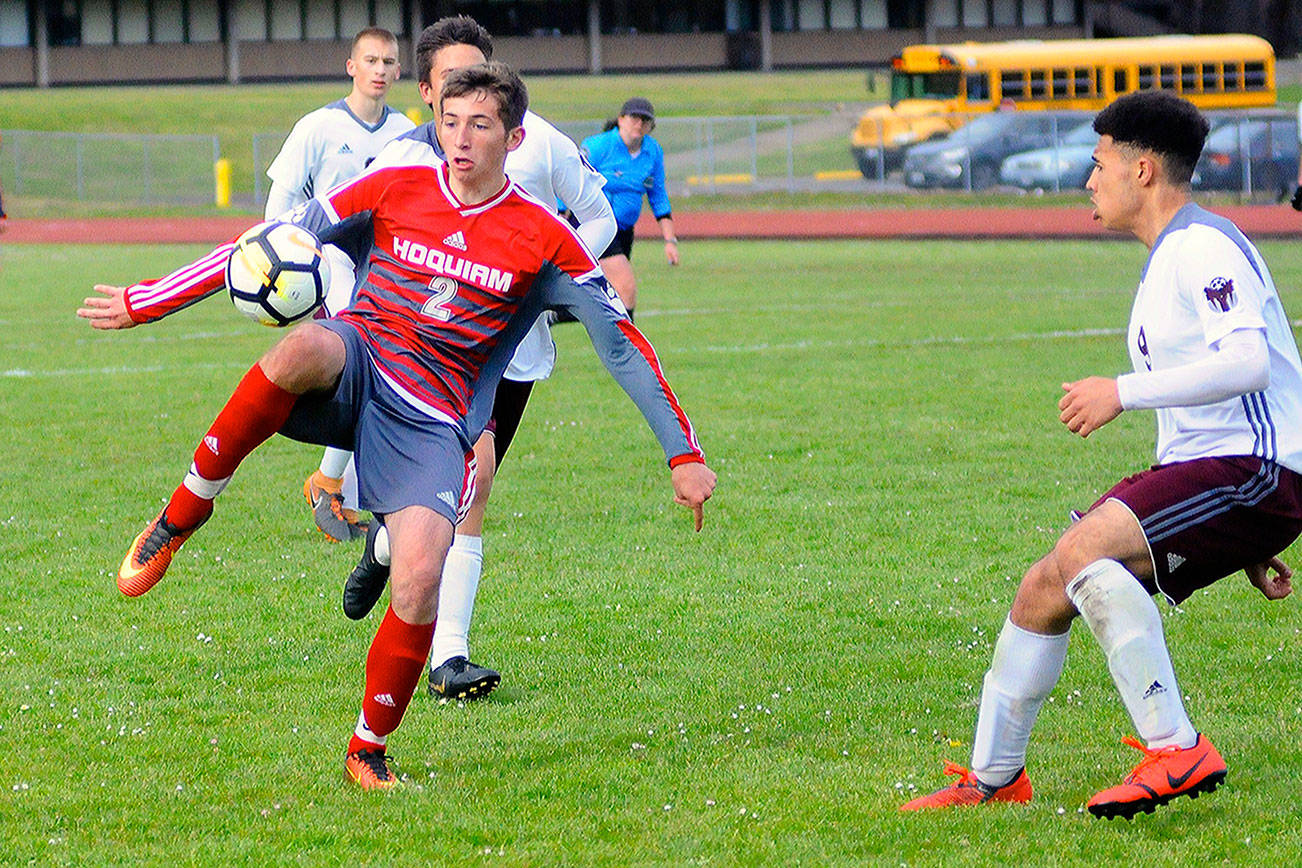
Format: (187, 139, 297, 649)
(422, 276, 458, 321)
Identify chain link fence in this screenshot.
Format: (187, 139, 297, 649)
(6, 108, 1297, 212)
(1, 130, 221, 206)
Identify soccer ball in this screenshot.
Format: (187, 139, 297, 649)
(225, 220, 329, 327)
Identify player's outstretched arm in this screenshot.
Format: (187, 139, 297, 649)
(672, 460, 717, 531)
(78, 285, 136, 330)
(1245, 556, 1293, 600)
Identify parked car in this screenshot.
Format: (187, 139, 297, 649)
(1193, 113, 1298, 199)
(998, 119, 1099, 191)
(903, 111, 1090, 190)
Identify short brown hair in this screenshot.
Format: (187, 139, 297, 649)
(440, 61, 527, 132)
(350, 27, 398, 56)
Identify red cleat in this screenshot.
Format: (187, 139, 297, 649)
(345, 749, 400, 791)
(899, 761, 1032, 811)
(117, 510, 201, 597)
(1087, 734, 1226, 819)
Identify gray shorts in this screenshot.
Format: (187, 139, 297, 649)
(278, 320, 476, 524)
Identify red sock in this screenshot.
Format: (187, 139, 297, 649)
(165, 363, 297, 528)
(353, 606, 435, 748)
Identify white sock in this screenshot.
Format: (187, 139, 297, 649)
(1065, 559, 1197, 750)
(353, 710, 386, 749)
(429, 534, 483, 668)
(971, 617, 1069, 787)
(340, 454, 360, 512)
(319, 447, 352, 480)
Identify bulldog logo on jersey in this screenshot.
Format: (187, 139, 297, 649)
(1203, 277, 1237, 313)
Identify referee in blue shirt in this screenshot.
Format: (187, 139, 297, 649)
(581, 97, 678, 320)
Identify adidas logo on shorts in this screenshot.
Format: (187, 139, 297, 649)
(437, 490, 457, 509)
(1167, 552, 1186, 572)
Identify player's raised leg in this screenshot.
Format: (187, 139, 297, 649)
(118, 324, 345, 596)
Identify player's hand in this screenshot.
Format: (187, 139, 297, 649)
(1059, 376, 1122, 438)
(78, 285, 136, 330)
(1291, 185, 1302, 212)
(1245, 556, 1293, 600)
(671, 461, 716, 531)
(665, 240, 679, 266)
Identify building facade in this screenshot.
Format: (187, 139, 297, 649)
(3, 0, 1092, 86)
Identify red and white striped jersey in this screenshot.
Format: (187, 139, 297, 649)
(118, 159, 703, 466)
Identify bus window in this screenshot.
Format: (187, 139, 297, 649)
(1224, 63, 1242, 90)
(890, 71, 961, 102)
(1075, 67, 1094, 97)
(1029, 69, 1047, 99)
(1202, 63, 1221, 90)
(1245, 61, 1267, 89)
(965, 73, 990, 102)
(1181, 64, 1199, 92)
(1160, 65, 1177, 89)
(1000, 69, 1028, 99)
(1113, 68, 1127, 94)
(1138, 66, 1156, 89)
(1052, 69, 1070, 98)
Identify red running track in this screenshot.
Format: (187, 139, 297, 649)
(3, 204, 1301, 244)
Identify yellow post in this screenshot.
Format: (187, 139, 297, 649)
(405, 107, 423, 125)
(214, 158, 231, 209)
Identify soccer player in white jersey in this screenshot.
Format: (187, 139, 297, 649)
(264, 27, 415, 541)
(320, 16, 618, 701)
(902, 91, 1302, 819)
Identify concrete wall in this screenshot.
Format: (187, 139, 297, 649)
(47, 42, 226, 84)
(495, 35, 590, 73)
(0, 46, 34, 85)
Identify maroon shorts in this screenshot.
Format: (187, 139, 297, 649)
(1082, 456, 1302, 603)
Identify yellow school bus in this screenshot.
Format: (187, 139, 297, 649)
(852, 33, 1276, 177)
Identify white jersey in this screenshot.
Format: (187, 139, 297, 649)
(370, 110, 616, 381)
(266, 99, 416, 205)
(1126, 203, 1302, 473)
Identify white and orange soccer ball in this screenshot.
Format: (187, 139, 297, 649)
(225, 220, 329, 327)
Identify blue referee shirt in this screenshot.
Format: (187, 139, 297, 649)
(580, 128, 672, 231)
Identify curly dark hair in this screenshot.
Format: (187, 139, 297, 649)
(1092, 91, 1210, 184)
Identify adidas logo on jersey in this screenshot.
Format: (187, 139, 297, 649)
(1167, 552, 1186, 572)
(442, 231, 467, 251)
(339, 143, 353, 154)
(373, 693, 396, 707)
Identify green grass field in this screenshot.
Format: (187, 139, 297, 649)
(3, 238, 1302, 864)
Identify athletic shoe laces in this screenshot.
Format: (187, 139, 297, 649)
(137, 516, 181, 562)
(354, 750, 395, 781)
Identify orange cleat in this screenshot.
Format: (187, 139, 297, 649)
(304, 470, 367, 542)
(1087, 734, 1226, 820)
(345, 749, 400, 791)
(899, 761, 1032, 811)
(117, 510, 201, 597)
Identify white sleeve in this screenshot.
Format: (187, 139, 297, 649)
(265, 116, 317, 196)
(264, 181, 305, 219)
(1117, 327, 1269, 410)
(548, 130, 617, 256)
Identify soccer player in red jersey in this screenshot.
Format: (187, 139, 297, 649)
(98, 63, 716, 790)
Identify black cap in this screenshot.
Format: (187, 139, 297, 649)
(620, 97, 655, 120)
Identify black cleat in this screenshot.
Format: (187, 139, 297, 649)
(343, 517, 389, 620)
(428, 656, 501, 700)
